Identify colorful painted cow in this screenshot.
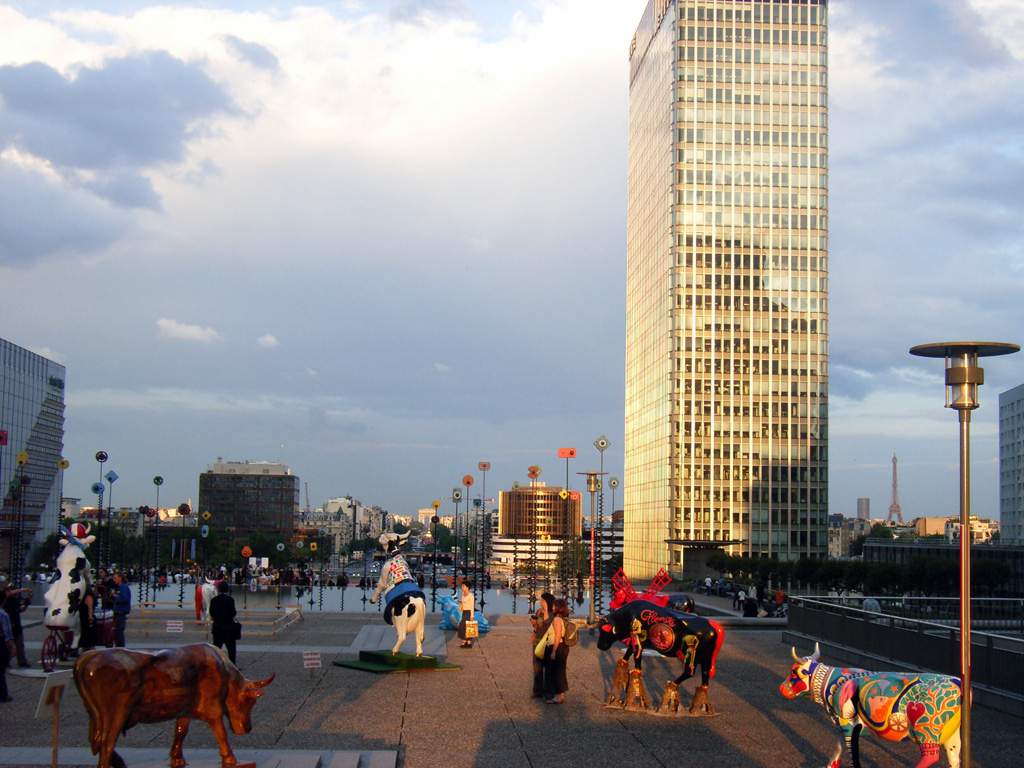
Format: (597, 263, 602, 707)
(74, 644, 273, 768)
(594, 598, 724, 715)
(369, 531, 427, 655)
(780, 644, 961, 768)
(43, 523, 95, 648)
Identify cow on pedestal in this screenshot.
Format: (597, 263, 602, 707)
(594, 599, 724, 715)
(369, 531, 427, 656)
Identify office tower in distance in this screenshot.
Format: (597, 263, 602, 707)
(999, 383, 1024, 545)
(857, 498, 870, 521)
(625, 0, 829, 579)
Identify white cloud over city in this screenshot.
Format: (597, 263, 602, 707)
(2, 0, 1024, 521)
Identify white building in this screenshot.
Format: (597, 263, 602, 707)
(999, 382, 1024, 545)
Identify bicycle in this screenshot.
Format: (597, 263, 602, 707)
(40, 609, 116, 672)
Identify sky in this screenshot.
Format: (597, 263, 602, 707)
(2, 0, 1024, 525)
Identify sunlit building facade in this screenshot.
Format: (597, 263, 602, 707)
(625, 0, 829, 579)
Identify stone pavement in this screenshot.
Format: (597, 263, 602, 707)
(2, 598, 1020, 768)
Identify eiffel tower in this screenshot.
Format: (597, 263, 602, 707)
(887, 453, 903, 524)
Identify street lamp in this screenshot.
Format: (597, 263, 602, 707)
(579, 470, 607, 628)
(909, 340, 1019, 768)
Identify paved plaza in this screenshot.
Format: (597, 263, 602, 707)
(2, 595, 1019, 768)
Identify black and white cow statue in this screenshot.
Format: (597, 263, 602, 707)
(369, 531, 427, 656)
(594, 599, 724, 715)
(44, 523, 96, 648)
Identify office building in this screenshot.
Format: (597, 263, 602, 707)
(999, 382, 1024, 545)
(1, 338, 66, 574)
(625, 0, 829, 579)
(197, 460, 301, 541)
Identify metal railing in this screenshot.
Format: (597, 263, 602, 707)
(787, 596, 1024, 699)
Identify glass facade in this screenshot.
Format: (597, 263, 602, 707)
(625, 0, 829, 579)
(1, 338, 67, 574)
(999, 383, 1024, 545)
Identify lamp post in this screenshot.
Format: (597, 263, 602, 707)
(94, 452, 107, 567)
(909, 340, 1019, 768)
(579, 470, 607, 627)
(593, 436, 610, 614)
(153, 476, 163, 596)
(452, 487, 463, 589)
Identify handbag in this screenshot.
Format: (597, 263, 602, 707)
(533, 623, 553, 659)
(232, 620, 242, 640)
(465, 620, 479, 639)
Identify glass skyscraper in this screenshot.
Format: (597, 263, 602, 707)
(625, 0, 828, 579)
(1, 338, 67, 575)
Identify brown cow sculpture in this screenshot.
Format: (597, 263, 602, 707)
(73, 644, 274, 768)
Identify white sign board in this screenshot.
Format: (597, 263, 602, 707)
(302, 651, 322, 669)
(36, 669, 75, 719)
(167, 620, 183, 633)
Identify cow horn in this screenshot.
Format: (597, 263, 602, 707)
(247, 672, 275, 689)
(811, 642, 820, 661)
(792, 647, 801, 663)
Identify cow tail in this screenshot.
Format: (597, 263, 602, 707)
(708, 620, 725, 681)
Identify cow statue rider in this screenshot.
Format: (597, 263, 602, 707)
(370, 530, 428, 656)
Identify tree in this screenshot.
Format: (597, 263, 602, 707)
(867, 523, 894, 539)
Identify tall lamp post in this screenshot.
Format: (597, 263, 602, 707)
(909, 340, 1019, 768)
(579, 470, 607, 628)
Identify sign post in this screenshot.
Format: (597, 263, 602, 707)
(36, 669, 75, 768)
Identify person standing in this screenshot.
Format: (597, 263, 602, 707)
(544, 598, 572, 704)
(209, 580, 239, 664)
(457, 579, 475, 648)
(0, 589, 14, 701)
(1, 580, 31, 667)
(77, 583, 98, 651)
(111, 572, 131, 647)
(530, 593, 554, 698)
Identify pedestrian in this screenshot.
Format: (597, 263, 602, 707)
(530, 593, 554, 698)
(111, 571, 131, 647)
(704, 576, 712, 596)
(457, 579, 475, 648)
(97, 567, 116, 610)
(736, 588, 746, 613)
(209, 581, 239, 664)
(1, 579, 32, 667)
(0, 589, 14, 701)
(78, 583, 98, 651)
(544, 598, 572, 704)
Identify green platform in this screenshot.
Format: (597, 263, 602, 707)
(334, 650, 461, 674)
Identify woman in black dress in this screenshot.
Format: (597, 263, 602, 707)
(209, 580, 238, 664)
(78, 583, 98, 651)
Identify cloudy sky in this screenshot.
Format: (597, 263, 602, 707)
(2, 0, 1023, 525)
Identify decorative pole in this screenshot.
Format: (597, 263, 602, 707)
(594, 436, 610, 615)
(909, 340, 1019, 768)
(94, 452, 108, 567)
(430, 501, 441, 611)
(153, 476, 163, 596)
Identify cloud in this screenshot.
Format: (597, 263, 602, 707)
(256, 333, 278, 348)
(222, 35, 280, 72)
(156, 318, 223, 343)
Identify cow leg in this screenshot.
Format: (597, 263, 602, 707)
(623, 669, 650, 711)
(96, 710, 128, 768)
(170, 717, 190, 768)
(206, 715, 248, 767)
(944, 730, 961, 768)
(605, 658, 631, 706)
(841, 722, 863, 768)
(392, 613, 407, 655)
(688, 685, 715, 716)
(415, 611, 424, 657)
(911, 743, 942, 768)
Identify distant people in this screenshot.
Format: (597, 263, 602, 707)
(1, 579, 31, 667)
(531, 593, 555, 698)
(734, 588, 745, 612)
(457, 579, 475, 648)
(97, 567, 116, 610)
(210, 581, 239, 664)
(111, 571, 131, 647)
(340, 573, 349, 588)
(704, 576, 712, 596)
(743, 595, 759, 618)
(0, 589, 15, 702)
(544, 598, 572, 704)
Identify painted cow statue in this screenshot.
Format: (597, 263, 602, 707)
(74, 643, 274, 768)
(195, 579, 219, 622)
(43, 523, 96, 648)
(780, 643, 961, 768)
(595, 599, 724, 715)
(369, 531, 427, 655)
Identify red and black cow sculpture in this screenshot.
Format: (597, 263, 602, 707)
(73, 644, 274, 768)
(594, 599, 724, 715)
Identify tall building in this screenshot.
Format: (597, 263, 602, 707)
(1, 338, 67, 574)
(197, 460, 301, 541)
(999, 382, 1024, 545)
(625, 0, 829, 579)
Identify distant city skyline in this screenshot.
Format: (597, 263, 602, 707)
(2, 1, 1024, 526)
